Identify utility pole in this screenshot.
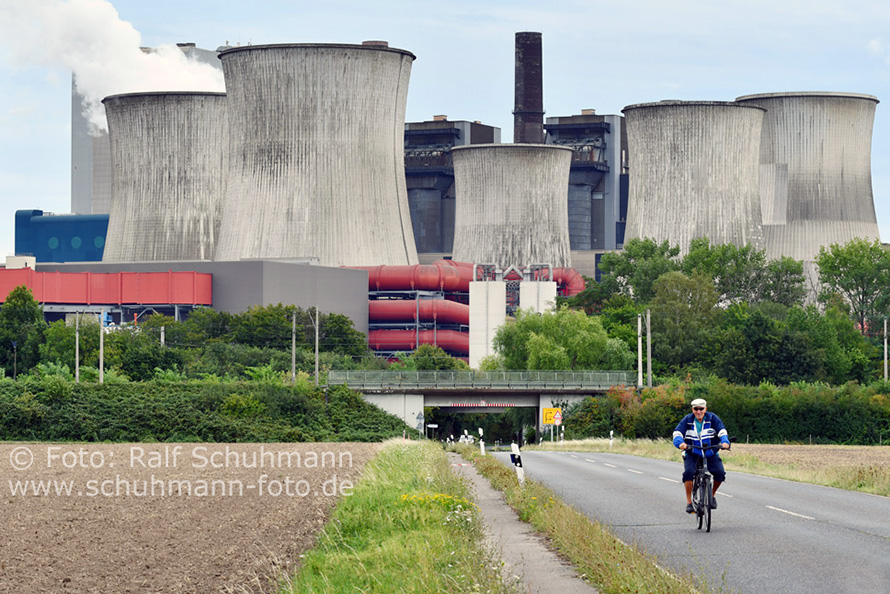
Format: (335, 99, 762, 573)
(99, 309, 105, 384)
(291, 312, 297, 383)
(75, 312, 80, 383)
(315, 307, 320, 387)
(884, 317, 887, 382)
(646, 309, 652, 388)
(637, 313, 643, 388)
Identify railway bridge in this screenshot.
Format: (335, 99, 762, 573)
(327, 370, 634, 432)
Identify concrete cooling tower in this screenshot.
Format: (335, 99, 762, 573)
(213, 43, 419, 267)
(622, 101, 765, 255)
(451, 144, 573, 267)
(734, 92, 880, 261)
(102, 92, 228, 262)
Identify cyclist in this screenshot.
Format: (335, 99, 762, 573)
(673, 398, 730, 514)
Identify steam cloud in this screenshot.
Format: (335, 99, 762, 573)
(0, 0, 225, 133)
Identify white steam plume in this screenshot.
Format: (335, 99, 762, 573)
(0, 0, 225, 133)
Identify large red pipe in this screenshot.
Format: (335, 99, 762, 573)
(369, 299, 470, 325)
(368, 329, 469, 355)
(351, 260, 583, 295)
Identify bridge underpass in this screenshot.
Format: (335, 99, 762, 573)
(326, 370, 634, 434)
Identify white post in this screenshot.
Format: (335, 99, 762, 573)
(75, 312, 80, 383)
(646, 309, 652, 388)
(99, 309, 105, 385)
(609, 429, 614, 449)
(315, 307, 320, 387)
(637, 313, 643, 387)
(160, 325, 165, 348)
(291, 312, 297, 383)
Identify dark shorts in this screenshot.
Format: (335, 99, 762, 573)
(683, 451, 726, 483)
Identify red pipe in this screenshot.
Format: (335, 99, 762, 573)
(349, 260, 583, 296)
(368, 329, 470, 355)
(552, 267, 585, 296)
(369, 299, 470, 325)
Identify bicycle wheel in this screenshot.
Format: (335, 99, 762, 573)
(702, 476, 712, 533)
(692, 476, 704, 529)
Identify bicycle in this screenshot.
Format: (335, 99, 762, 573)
(685, 438, 734, 532)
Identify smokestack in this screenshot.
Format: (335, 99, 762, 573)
(513, 32, 544, 144)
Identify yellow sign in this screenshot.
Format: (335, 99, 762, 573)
(542, 407, 562, 425)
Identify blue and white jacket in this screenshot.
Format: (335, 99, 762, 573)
(672, 412, 729, 457)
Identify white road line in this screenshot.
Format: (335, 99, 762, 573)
(717, 492, 734, 498)
(604, 463, 617, 468)
(627, 469, 643, 475)
(570, 455, 579, 459)
(766, 505, 815, 520)
(585, 458, 596, 463)
(659, 477, 680, 484)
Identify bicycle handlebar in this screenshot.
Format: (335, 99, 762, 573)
(682, 438, 734, 452)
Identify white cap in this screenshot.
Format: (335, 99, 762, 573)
(691, 398, 707, 407)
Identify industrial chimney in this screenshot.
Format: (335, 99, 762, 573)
(513, 32, 544, 144)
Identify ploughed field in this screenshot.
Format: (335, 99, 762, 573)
(731, 443, 890, 470)
(0, 442, 379, 593)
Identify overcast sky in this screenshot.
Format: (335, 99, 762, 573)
(2, 0, 890, 259)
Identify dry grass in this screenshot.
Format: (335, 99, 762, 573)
(533, 438, 890, 497)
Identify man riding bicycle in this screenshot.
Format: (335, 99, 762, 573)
(673, 398, 730, 514)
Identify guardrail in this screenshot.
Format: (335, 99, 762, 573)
(327, 370, 633, 390)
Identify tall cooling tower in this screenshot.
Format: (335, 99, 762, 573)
(213, 43, 418, 266)
(734, 92, 880, 261)
(102, 92, 227, 262)
(622, 101, 765, 254)
(451, 144, 573, 267)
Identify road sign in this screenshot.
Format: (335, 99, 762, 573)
(542, 407, 562, 425)
(554, 411, 563, 426)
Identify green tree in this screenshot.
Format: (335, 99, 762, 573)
(649, 271, 719, 371)
(39, 317, 102, 371)
(491, 305, 633, 370)
(0, 285, 46, 377)
(761, 257, 807, 307)
(816, 238, 890, 335)
(597, 238, 681, 304)
(401, 344, 468, 370)
(681, 238, 766, 304)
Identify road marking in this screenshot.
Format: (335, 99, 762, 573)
(659, 476, 680, 484)
(627, 469, 643, 475)
(570, 455, 579, 459)
(585, 458, 596, 463)
(717, 492, 734, 498)
(604, 463, 617, 468)
(766, 505, 815, 520)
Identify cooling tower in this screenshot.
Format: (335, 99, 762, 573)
(451, 144, 573, 267)
(622, 101, 765, 254)
(102, 92, 227, 262)
(734, 92, 880, 261)
(213, 43, 418, 266)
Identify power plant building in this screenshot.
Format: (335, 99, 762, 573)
(544, 109, 629, 253)
(404, 116, 500, 255)
(734, 92, 881, 262)
(622, 100, 765, 255)
(451, 143, 573, 268)
(102, 92, 228, 262)
(213, 43, 418, 267)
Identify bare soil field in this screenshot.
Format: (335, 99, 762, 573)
(731, 443, 890, 470)
(0, 442, 379, 594)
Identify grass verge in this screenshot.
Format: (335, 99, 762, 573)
(283, 439, 519, 594)
(529, 438, 890, 497)
(454, 444, 713, 594)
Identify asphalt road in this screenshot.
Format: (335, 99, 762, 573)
(492, 450, 890, 594)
